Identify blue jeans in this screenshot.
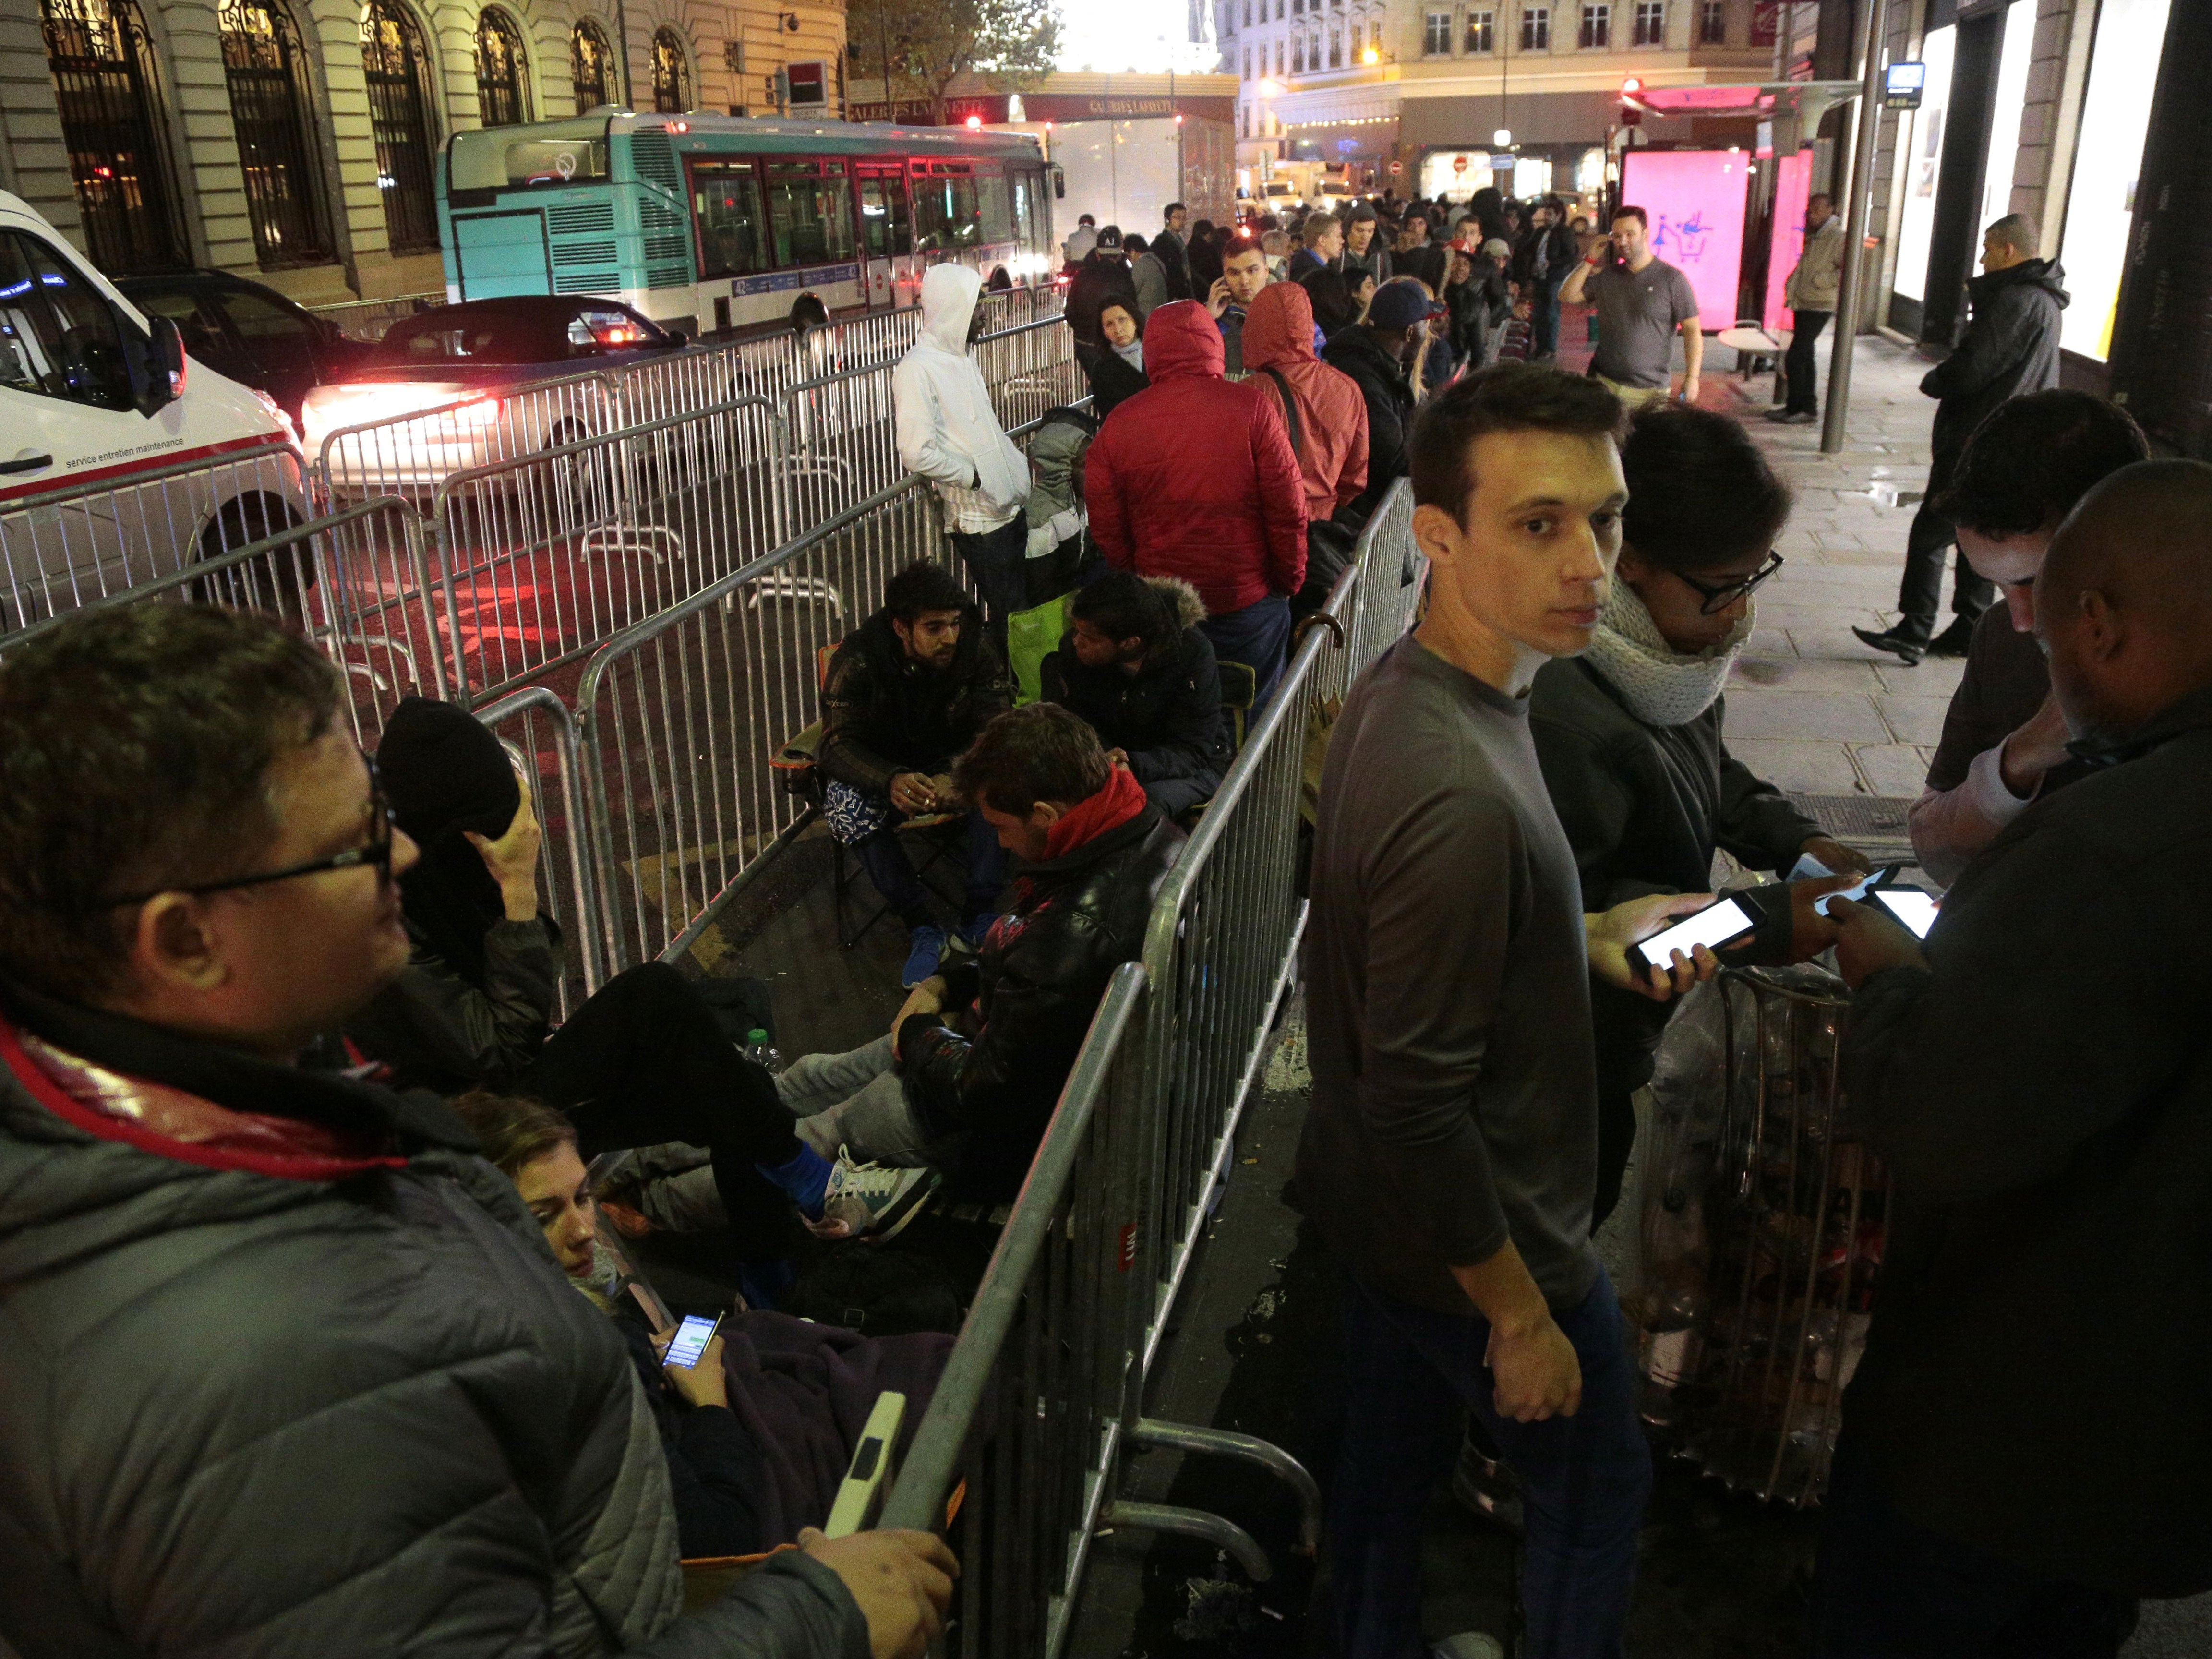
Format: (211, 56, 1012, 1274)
(1198, 592, 1293, 714)
(1809, 1421, 2135, 1658)
(1533, 270, 1568, 358)
(950, 516, 1027, 655)
(1330, 1265, 1650, 1659)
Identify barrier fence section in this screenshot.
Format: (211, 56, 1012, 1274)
(471, 684, 604, 1006)
(1, 443, 313, 637)
(879, 482, 1425, 1658)
(573, 471, 941, 974)
(307, 291, 444, 342)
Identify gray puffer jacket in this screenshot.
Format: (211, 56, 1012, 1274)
(0, 987, 866, 1659)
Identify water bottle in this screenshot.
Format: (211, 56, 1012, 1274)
(744, 1027, 784, 1075)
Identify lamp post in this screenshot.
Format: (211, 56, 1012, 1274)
(1819, 0, 1887, 455)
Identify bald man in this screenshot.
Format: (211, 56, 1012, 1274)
(1808, 458, 2212, 1655)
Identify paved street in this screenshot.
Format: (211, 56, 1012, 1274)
(1716, 335, 1970, 801)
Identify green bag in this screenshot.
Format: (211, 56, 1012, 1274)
(1005, 590, 1070, 706)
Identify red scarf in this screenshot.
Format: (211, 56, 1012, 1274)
(1042, 764, 1150, 862)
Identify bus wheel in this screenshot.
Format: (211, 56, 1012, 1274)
(191, 493, 313, 622)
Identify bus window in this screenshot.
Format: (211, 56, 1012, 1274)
(913, 175, 980, 250)
(976, 172, 1014, 245)
(856, 169, 911, 258)
(1011, 169, 1040, 254)
(506, 137, 611, 187)
(693, 161, 766, 278)
(765, 161, 857, 267)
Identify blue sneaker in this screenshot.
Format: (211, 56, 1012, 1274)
(901, 923, 946, 987)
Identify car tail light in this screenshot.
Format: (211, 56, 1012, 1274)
(588, 318, 645, 348)
(453, 396, 503, 429)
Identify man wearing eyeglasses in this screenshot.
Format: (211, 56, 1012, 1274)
(0, 606, 956, 1659)
(1531, 403, 1873, 1229)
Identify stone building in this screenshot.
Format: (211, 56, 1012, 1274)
(4, 0, 847, 302)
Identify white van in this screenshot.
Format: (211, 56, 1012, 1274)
(0, 190, 312, 633)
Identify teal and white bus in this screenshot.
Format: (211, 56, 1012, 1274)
(436, 113, 1058, 338)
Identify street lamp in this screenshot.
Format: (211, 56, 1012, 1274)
(1493, 127, 1512, 146)
(1360, 44, 1379, 64)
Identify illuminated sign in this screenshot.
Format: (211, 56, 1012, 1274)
(1884, 61, 1926, 111)
(1618, 148, 1752, 328)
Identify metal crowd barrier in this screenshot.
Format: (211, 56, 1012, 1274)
(569, 396, 1079, 977)
(307, 290, 444, 342)
(1, 442, 313, 638)
(466, 685, 604, 1007)
(878, 481, 1426, 1657)
(425, 396, 790, 705)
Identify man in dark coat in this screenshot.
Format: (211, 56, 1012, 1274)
(819, 561, 1013, 987)
(1857, 214, 2068, 665)
(1041, 570, 1230, 819)
(1323, 277, 1431, 517)
(894, 705, 1184, 1198)
(0, 604, 954, 1659)
(1813, 458, 2212, 1653)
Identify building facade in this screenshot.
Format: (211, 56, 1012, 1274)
(4, 0, 848, 301)
(1222, 0, 1775, 193)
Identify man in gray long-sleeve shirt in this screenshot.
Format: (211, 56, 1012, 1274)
(1296, 365, 1718, 1659)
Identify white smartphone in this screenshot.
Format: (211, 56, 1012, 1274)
(823, 1391, 908, 1539)
(662, 1312, 721, 1370)
(1629, 896, 1756, 974)
(1871, 888, 1940, 939)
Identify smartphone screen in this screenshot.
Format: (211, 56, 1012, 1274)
(663, 1313, 720, 1370)
(1872, 889, 1940, 939)
(1814, 864, 1901, 916)
(1633, 897, 1756, 969)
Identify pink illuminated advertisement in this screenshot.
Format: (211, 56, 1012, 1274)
(1618, 149, 1751, 329)
(1762, 150, 1813, 332)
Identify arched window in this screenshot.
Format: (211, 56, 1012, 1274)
(571, 19, 614, 112)
(649, 27, 690, 114)
(218, 0, 333, 267)
(360, 0, 438, 255)
(42, 0, 187, 274)
(475, 7, 530, 127)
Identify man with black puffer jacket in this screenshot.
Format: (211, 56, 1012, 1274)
(1041, 570, 1231, 819)
(895, 705, 1184, 1199)
(0, 604, 956, 1659)
(1857, 213, 2069, 665)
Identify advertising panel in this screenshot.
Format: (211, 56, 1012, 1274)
(1619, 149, 1751, 328)
(1763, 149, 1813, 332)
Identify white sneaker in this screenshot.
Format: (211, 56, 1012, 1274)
(816, 1147, 939, 1239)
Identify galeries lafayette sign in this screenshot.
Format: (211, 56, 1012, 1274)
(849, 92, 1235, 123)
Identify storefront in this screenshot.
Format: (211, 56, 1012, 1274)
(2055, 0, 2171, 364)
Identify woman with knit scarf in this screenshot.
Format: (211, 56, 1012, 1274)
(1529, 404, 1875, 1226)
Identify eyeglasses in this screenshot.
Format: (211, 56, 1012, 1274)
(105, 755, 397, 909)
(1675, 551, 1785, 616)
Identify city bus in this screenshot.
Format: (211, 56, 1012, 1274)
(437, 113, 1058, 339)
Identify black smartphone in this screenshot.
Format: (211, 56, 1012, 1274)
(1629, 895, 1757, 975)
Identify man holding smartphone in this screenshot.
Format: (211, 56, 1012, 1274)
(1558, 206, 1702, 410)
(1297, 365, 1721, 1659)
(1814, 460, 2212, 1652)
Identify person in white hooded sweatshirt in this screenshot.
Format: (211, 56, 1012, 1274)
(895, 265, 1034, 650)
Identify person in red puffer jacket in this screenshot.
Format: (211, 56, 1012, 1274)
(1085, 298, 1308, 706)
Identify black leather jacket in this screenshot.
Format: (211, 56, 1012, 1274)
(819, 608, 1011, 797)
(1039, 619, 1229, 793)
(901, 805, 1183, 1195)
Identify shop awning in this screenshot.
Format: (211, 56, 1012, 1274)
(1622, 80, 1863, 117)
